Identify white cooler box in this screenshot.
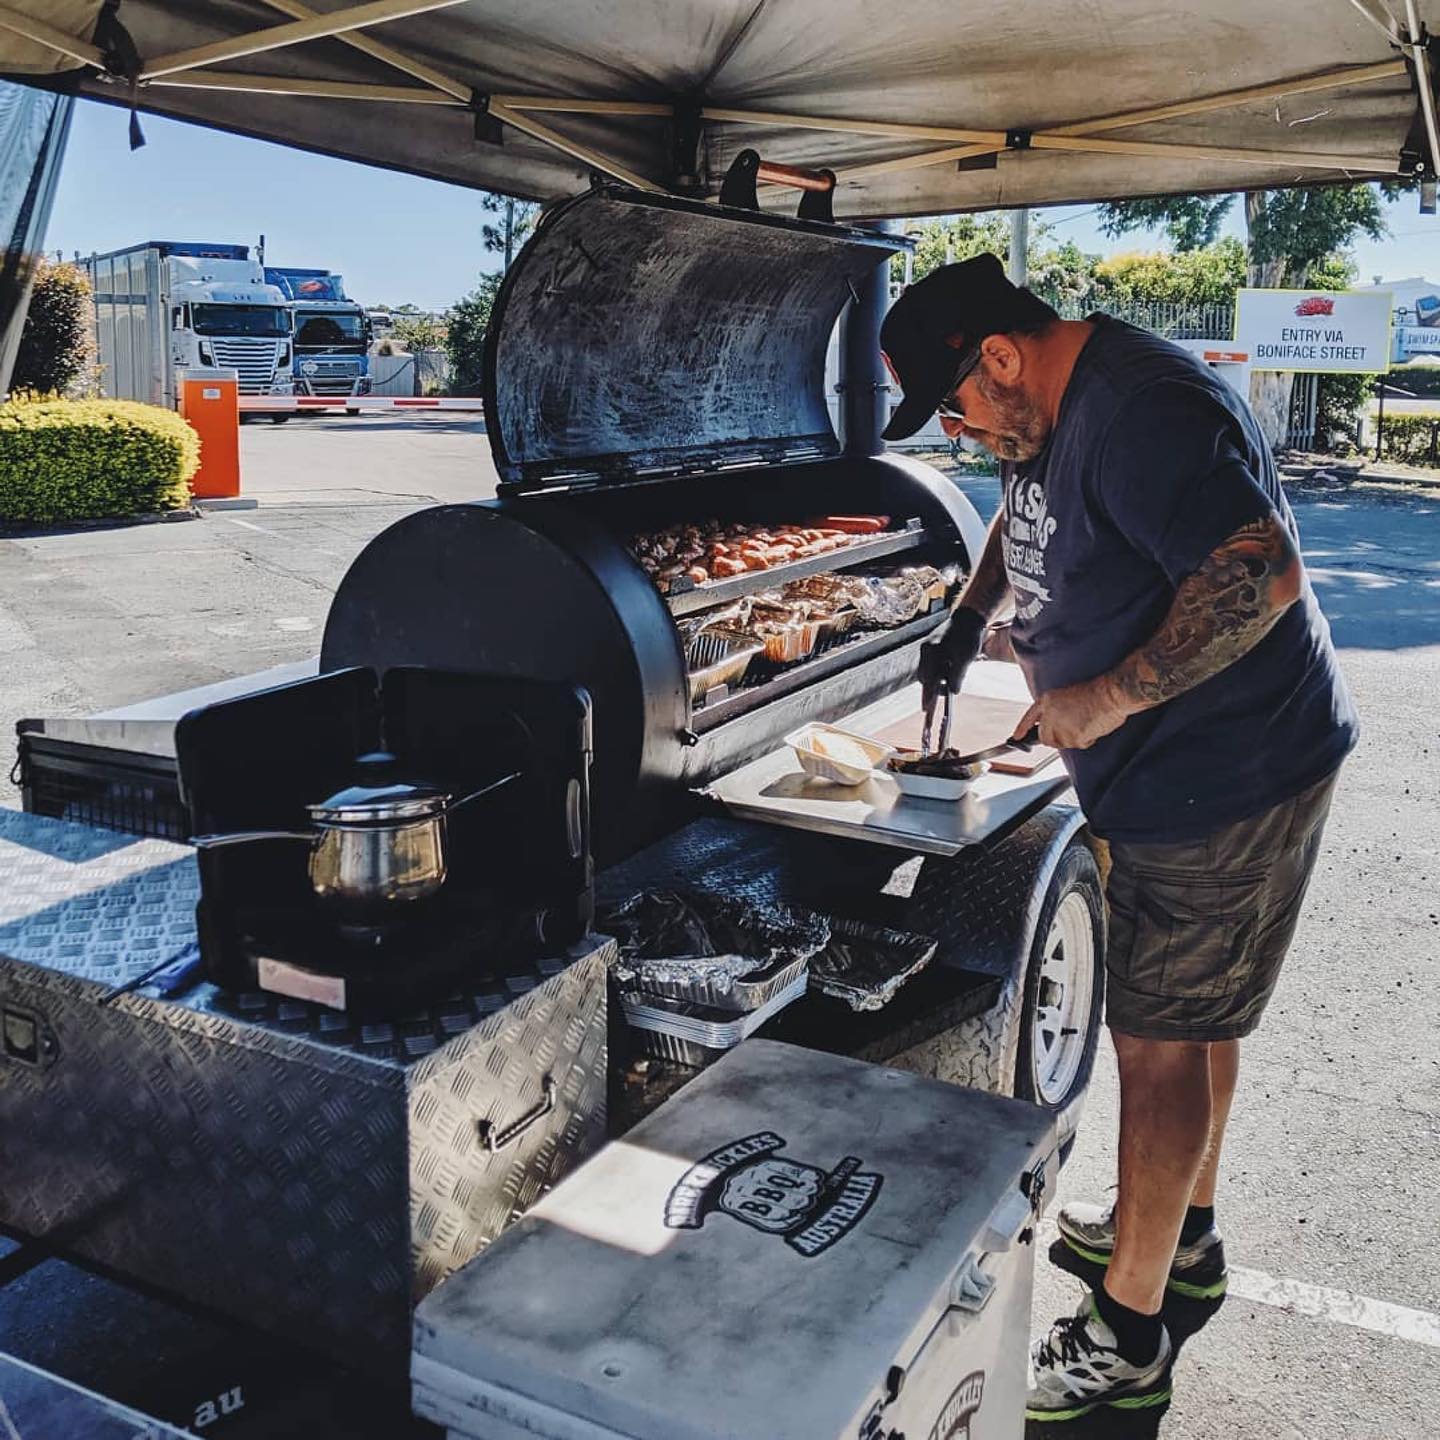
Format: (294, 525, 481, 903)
(412, 1040, 1057, 1440)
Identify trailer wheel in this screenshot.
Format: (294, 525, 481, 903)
(1014, 841, 1105, 1147)
(269, 414, 290, 425)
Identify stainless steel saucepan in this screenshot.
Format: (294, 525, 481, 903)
(191, 753, 519, 916)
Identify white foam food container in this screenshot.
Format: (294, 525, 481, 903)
(785, 723, 892, 786)
(881, 753, 989, 801)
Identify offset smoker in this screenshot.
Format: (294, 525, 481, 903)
(322, 187, 986, 862)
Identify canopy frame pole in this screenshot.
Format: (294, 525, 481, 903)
(486, 99, 665, 192)
(1028, 132, 1401, 172)
(256, 0, 470, 101)
(247, 0, 665, 188)
(1403, 0, 1440, 184)
(140, 0, 472, 81)
(837, 143, 1003, 183)
(148, 72, 463, 103)
(1347, 0, 1404, 44)
(1044, 58, 1409, 134)
(702, 105, 1007, 146)
(492, 96, 674, 116)
(823, 59, 1410, 183)
(0, 3, 105, 67)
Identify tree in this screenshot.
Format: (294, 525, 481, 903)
(1098, 185, 1393, 443)
(391, 314, 447, 351)
(1092, 238, 1246, 307)
(13, 259, 94, 396)
(445, 273, 503, 395)
(1025, 239, 1104, 315)
(480, 193, 540, 269)
(891, 215, 1106, 314)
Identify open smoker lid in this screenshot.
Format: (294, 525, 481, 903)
(484, 186, 904, 490)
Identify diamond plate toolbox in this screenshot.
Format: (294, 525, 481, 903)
(0, 811, 608, 1373)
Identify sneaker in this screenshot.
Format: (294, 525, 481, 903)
(1026, 1295, 1174, 1423)
(1057, 1199, 1230, 1299)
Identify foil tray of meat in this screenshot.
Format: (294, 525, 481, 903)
(849, 572, 927, 628)
(808, 918, 939, 1012)
(598, 889, 829, 1012)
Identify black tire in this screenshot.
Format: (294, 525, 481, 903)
(1014, 841, 1105, 1147)
(345, 407, 361, 416)
(269, 414, 290, 425)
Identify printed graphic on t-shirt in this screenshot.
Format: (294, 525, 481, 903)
(1002, 471, 1058, 622)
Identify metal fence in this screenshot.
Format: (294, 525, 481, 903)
(1051, 297, 1236, 340)
(369, 347, 451, 396)
(1285, 372, 1320, 451)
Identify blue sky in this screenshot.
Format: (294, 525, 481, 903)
(44, 97, 1440, 310)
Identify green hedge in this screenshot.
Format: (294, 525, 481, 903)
(1389, 359, 1440, 399)
(0, 398, 200, 524)
(1377, 412, 1440, 468)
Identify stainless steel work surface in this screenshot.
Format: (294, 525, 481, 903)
(706, 664, 1070, 855)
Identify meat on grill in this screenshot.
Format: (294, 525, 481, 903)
(627, 517, 890, 592)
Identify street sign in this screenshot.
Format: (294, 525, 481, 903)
(1235, 288, 1392, 373)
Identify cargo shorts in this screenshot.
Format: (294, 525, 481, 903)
(1094, 769, 1341, 1042)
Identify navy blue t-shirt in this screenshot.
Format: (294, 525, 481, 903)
(1004, 316, 1358, 844)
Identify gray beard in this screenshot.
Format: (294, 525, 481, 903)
(966, 373, 1050, 461)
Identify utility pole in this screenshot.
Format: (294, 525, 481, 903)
(504, 198, 515, 270)
(1007, 208, 1029, 286)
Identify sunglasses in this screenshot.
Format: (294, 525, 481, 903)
(935, 347, 982, 423)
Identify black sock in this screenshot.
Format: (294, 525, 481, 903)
(1180, 1204, 1215, 1245)
(1093, 1283, 1163, 1367)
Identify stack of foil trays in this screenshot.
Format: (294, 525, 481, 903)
(601, 891, 827, 1067)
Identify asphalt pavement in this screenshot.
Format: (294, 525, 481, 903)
(0, 413, 1436, 1438)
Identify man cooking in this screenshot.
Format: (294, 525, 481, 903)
(880, 253, 1357, 1423)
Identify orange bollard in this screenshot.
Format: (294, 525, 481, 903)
(178, 367, 241, 499)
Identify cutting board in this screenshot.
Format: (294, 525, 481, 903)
(869, 694, 1060, 776)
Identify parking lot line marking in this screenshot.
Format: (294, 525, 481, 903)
(1229, 1266, 1440, 1349)
(222, 517, 274, 536)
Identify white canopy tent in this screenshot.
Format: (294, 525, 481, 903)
(0, 0, 1436, 218)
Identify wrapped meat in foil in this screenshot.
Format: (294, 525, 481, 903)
(599, 889, 829, 1007)
(808, 918, 938, 1011)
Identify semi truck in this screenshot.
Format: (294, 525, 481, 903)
(263, 266, 372, 404)
(82, 241, 294, 409)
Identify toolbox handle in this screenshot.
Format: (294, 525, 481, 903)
(477, 1074, 557, 1153)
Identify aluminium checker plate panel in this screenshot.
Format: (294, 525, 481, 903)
(0, 810, 608, 1374)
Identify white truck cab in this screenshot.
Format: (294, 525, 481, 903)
(84, 241, 294, 408)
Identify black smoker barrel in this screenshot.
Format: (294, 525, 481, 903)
(322, 188, 979, 863)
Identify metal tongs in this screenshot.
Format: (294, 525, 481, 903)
(920, 674, 955, 756)
(921, 674, 1041, 762)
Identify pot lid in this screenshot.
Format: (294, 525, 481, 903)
(484, 186, 905, 492)
(309, 752, 448, 824)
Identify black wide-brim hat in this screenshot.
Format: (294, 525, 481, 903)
(880, 252, 1054, 440)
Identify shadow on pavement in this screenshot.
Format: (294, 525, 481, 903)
(1025, 1240, 1227, 1439)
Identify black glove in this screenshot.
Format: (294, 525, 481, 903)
(918, 607, 987, 712)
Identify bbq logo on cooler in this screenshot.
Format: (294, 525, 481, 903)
(928, 1371, 985, 1440)
(664, 1131, 882, 1257)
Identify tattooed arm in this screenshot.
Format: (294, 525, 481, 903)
(1108, 514, 1302, 710)
(1013, 515, 1302, 750)
(953, 510, 1012, 623)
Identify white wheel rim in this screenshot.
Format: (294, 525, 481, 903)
(1033, 890, 1096, 1106)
